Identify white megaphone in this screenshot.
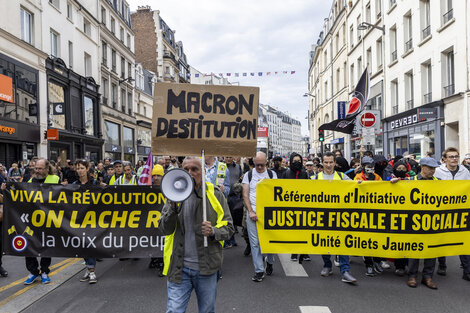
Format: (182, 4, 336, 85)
(161, 168, 194, 202)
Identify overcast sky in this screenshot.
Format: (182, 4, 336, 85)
(127, 0, 332, 136)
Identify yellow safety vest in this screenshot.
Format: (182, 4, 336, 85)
(215, 162, 227, 186)
(28, 175, 60, 184)
(315, 171, 343, 180)
(162, 182, 228, 276)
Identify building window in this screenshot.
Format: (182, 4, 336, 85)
(67, 2, 73, 20)
(422, 61, 432, 103)
(49, 0, 60, 9)
(390, 26, 397, 62)
(111, 83, 117, 108)
(343, 61, 347, 88)
(104, 121, 120, 146)
(102, 78, 108, 104)
(127, 34, 131, 48)
(101, 7, 106, 25)
(376, 0, 382, 19)
(404, 12, 413, 53)
(121, 57, 125, 78)
(391, 79, 398, 114)
(350, 63, 355, 87)
(420, 0, 431, 40)
(83, 96, 94, 136)
(102, 41, 107, 66)
(20, 8, 33, 44)
(357, 57, 362, 80)
(84, 19, 91, 36)
(376, 38, 383, 69)
(443, 49, 454, 97)
(127, 62, 132, 79)
(111, 49, 116, 72)
(68, 41, 73, 69)
(350, 25, 354, 48)
(110, 17, 115, 35)
(356, 15, 361, 42)
(405, 71, 414, 110)
(390, 0, 396, 9)
(120, 27, 124, 42)
(121, 88, 126, 111)
(48, 81, 66, 129)
(366, 3, 371, 23)
(336, 68, 340, 93)
(441, 0, 453, 25)
(50, 30, 59, 57)
(127, 92, 132, 115)
(366, 48, 372, 75)
(84, 52, 91, 76)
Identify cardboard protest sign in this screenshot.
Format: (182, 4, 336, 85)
(152, 83, 259, 156)
(257, 179, 470, 258)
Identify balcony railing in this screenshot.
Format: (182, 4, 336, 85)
(404, 38, 413, 52)
(423, 92, 432, 104)
(443, 9, 453, 24)
(422, 25, 431, 39)
(443, 84, 455, 97)
(406, 99, 414, 110)
(391, 50, 397, 62)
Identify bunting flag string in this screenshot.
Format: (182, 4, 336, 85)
(191, 71, 296, 78)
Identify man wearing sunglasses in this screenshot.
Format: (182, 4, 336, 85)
(434, 147, 470, 280)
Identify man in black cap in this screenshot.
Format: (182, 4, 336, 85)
(271, 156, 286, 178)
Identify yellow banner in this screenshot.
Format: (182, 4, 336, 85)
(256, 179, 470, 258)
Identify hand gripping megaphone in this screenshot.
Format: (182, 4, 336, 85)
(161, 168, 194, 202)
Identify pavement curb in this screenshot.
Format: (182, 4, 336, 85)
(1, 259, 85, 313)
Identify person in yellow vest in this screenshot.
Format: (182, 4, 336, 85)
(24, 158, 60, 285)
(148, 164, 165, 275)
(158, 156, 234, 313)
(114, 162, 137, 185)
(204, 156, 230, 197)
(108, 160, 124, 185)
(313, 152, 357, 284)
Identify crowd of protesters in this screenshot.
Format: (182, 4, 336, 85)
(0, 147, 469, 306)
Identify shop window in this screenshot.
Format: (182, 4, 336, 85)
(104, 120, 120, 145)
(138, 129, 151, 147)
(123, 126, 134, 147)
(83, 96, 94, 136)
(409, 130, 435, 159)
(48, 81, 66, 129)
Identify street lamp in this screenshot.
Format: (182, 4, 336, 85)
(358, 22, 385, 34)
(303, 93, 316, 97)
(119, 77, 135, 84)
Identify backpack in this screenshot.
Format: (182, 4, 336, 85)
(248, 168, 273, 183)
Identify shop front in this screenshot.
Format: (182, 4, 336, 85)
(383, 101, 444, 159)
(46, 57, 103, 165)
(0, 53, 41, 166)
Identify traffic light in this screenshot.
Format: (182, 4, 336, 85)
(318, 129, 324, 142)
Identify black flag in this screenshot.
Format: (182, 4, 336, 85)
(319, 69, 370, 134)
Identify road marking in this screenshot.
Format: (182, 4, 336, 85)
(278, 254, 308, 277)
(0, 258, 76, 293)
(299, 306, 332, 313)
(0, 258, 80, 307)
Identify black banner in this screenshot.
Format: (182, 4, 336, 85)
(3, 183, 166, 258)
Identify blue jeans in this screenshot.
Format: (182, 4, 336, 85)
(84, 258, 96, 269)
(246, 213, 274, 273)
(167, 267, 218, 313)
(322, 255, 350, 274)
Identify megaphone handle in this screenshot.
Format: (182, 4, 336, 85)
(202, 149, 208, 248)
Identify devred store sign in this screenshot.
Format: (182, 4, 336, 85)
(257, 127, 268, 137)
(0, 74, 13, 103)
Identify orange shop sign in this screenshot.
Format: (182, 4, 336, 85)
(47, 129, 59, 140)
(0, 74, 13, 103)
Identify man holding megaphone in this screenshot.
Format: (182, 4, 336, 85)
(158, 156, 234, 313)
